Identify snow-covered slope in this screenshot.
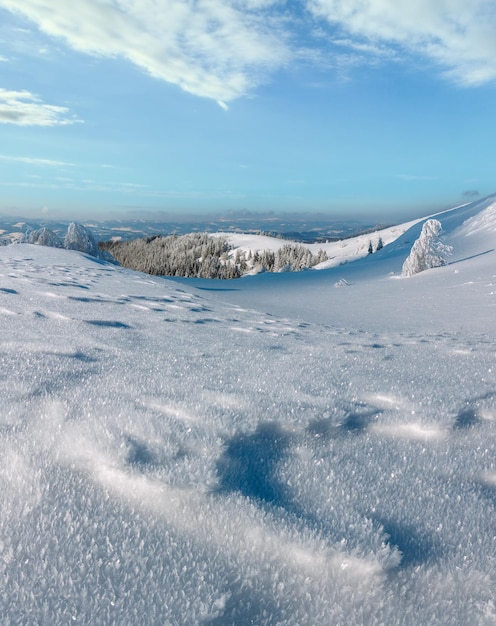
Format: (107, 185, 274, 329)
(218, 219, 419, 270)
(220, 193, 496, 273)
(192, 194, 496, 332)
(1, 196, 495, 625)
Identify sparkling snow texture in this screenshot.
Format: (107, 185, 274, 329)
(1, 196, 496, 625)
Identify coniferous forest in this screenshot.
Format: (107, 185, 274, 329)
(99, 233, 328, 279)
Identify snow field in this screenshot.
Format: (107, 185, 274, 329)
(0, 194, 496, 624)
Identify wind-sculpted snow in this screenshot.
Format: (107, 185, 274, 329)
(0, 196, 496, 625)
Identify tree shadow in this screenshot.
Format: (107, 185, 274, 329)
(448, 249, 494, 265)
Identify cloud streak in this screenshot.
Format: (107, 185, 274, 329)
(0, 89, 82, 126)
(0, 154, 75, 166)
(308, 0, 496, 86)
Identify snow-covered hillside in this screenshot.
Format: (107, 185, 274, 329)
(218, 218, 418, 271)
(1, 195, 495, 625)
(216, 195, 493, 274)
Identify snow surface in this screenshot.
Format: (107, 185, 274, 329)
(1, 195, 496, 625)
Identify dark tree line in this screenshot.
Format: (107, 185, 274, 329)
(100, 233, 241, 279)
(99, 234, 328, 279)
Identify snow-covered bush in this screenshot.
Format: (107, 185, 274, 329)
(64, 222, 100, 257)
(29, 227, 63, 248)
(402, 219, 452, 277)
(24, 223, 101, 258)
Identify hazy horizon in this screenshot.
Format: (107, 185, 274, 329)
(0, 196, 478, 226)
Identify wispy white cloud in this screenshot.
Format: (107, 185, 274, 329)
(307, 0, 496, 86)
(331, 37, 398, 60)
(0, 153, 75, 166)
(0, 0, 290, 104)
(1, 1, 494, 112)
(0, 178, 151, 195)
(0, 89, 82, 126)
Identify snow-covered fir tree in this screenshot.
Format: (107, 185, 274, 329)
(64, 223, 100, 258)
(402, 219, 452, 277)
(29, 227, 63, 248)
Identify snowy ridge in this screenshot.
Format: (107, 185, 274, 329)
(455, 198, 496, 240)
(218, 219, 419, 271)
(220, 193, 496, 274)
(0, 196, 496, 624)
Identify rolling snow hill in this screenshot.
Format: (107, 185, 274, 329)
(0, 195, 495, 625)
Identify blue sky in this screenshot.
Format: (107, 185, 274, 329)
(0, 1, 495, 222)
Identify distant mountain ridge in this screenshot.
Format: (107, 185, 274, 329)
(0, 214, 389, 246)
